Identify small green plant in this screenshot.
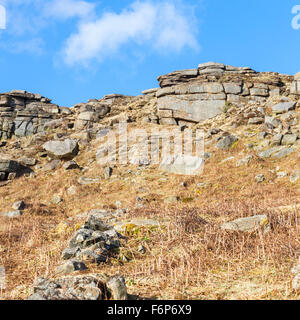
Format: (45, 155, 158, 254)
(223, 101, 235, 113)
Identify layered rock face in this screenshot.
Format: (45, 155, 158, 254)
(1, 62, 300, 140)
(73, 94, 130, 131)
(156, 62, 297, 125)
(0, 90, 61, 139)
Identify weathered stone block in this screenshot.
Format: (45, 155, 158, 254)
(223, 83, 242, 94)
(158, 95, 225, 123)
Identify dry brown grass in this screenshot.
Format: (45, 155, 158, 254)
(0, 135, 300, 300)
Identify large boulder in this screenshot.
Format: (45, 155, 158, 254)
(43, 139, 79, 160)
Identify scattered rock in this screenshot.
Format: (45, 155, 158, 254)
(236, 155, 253, 167)
(55, 260, 88, 275)
(42, 160, 61, 172)
(138, 244, 146, 254)
(12, 200, 25, 211)
(63, 160, 80, 170)
(52, 194, 63, 205)
(77, 176, 101, 185)
(221, 215, 269, 233)
(277, 172, 288, 179)
(290, 172, 300, 183)
(103, 166, 113, 179)
(0, 210, 22, 218)
(255, 174, 265, 183)
(215, 135, 238, 150)
(197, 182, 212, 188)
(0, 159, 31, 180)
(67, 186, 77, 195)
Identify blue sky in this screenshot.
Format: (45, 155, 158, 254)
(0, 0, 300, 107)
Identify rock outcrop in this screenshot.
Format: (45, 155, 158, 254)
(156, 62, 297, 125)
(0, 90, 62, 139)
(1, 62, 299, 140)
(27, 274, 127, 300)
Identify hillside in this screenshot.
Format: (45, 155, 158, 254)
(0, 62, 300, 300)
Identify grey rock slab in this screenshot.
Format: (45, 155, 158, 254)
(198, 62, 225, 70)
(272, 148, 294, 159)
(77, 176, 101, 185)
(250, 88, 269, 97)
(223, 83, 242, 94)
(158, 95, 225, 123)
(221, 215, 269, 233)
(258, 147, 281, 159)
(272, 102, 296, 114)
(281, 134, 298, 146)
(187, 82, 224, 94)
(0, 210, 22, 218)
(159, 154, 204, 175)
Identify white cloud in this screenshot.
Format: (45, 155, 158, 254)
(44, 0, 96, 20)
(62, 1, 199, 65)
